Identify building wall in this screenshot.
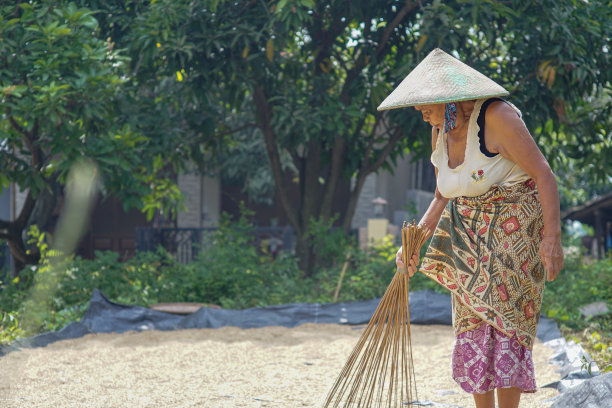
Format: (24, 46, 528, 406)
(177, 172, 221, 228)
(15, 185, 27, 221)
(77, 195, 148, 260)
(0, 187, 10, 222)
(351, 173, 377, 230)
(351, 154, 436, 230)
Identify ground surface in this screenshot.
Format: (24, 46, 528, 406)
(0, 324, 560, 407)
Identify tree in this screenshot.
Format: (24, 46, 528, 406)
(417, 0, 611, 185)
(0, 2, 185, 274)
(91, 0, 610, 276)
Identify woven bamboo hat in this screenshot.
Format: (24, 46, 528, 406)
(377, 48, 509, 111)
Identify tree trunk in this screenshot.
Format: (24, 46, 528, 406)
(6, 229, 38, 279)
(296, 233, 315, 278)
(25, 178, 59, 238)
(0, 184, 54, 277)
(341, 172, 369, 234)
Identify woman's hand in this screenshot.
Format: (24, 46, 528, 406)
(539, 236, 564, 282)
(395, 247, 421, 277)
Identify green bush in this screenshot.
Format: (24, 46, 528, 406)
(306, 216, 351, 271)
(0, 211, 306, 341)
(541, 248, 612, 335)
(0, 213, 416, 343)
(540, 238, 611, 374)
(5, 210, 609, 367)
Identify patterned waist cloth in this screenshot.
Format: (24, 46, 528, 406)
(419, 179, 545, 393)
(452, 323, 537, 393)
(419, 179, 545, 349)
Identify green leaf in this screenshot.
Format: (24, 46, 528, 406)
(55, 28, 72, 36)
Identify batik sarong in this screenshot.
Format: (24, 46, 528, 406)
(419, 179, 545, 350)
(452, 324, 537, 393)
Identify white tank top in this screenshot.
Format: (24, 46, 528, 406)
(431, 98, 529, 198)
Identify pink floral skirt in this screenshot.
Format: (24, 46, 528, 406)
(452, 323, 537, 394)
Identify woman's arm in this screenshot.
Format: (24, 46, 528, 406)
(484, 101, 564, 281)
(419, 172, 449, 239)
(398, 127, 449, 276)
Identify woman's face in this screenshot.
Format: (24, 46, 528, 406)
(414, 104, 445, 128)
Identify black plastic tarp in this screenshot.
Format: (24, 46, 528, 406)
(2, 288, 453, 354)
(551, 372, 612, 408)
(1, 288, 559, 354)
(1, 287, 609, 407)
(0, 289, 560, 355)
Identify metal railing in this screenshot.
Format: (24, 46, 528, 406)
(135, 226, 296, 264)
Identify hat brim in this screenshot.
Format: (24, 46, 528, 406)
(377, 48, 509, 111)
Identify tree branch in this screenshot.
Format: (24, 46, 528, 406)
(319, 136, 345, 221)
(319, 113, 365, 220)
(9, 116, 30, 139)
(239, 0, 258, 15)
(301, 140, 321, 225)
(341, 171, 368, 233)
(340, 0, 422, 104)
(351, 115, 368, 141)
(288, 146, 301, 166)
(216, 122, 256, 138)
(32, 118, 39, 141)
(253, 84, 301, 231)
(311, 7, 351, 76)
(14, 189, 36, 230)
(341, 122, 404, 233)
(375, 1, 418, 59)
(510, 72, 536, 95)
(364, 125, 405, 174)
(7, 238, 38, 265)
(361, 113, 386, 166)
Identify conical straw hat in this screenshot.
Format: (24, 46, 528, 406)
(377, 48, 509, 110)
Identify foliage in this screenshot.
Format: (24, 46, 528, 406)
(0, 1, 188, 270)
(79, 0, 612, 276)
(0, 209, 407, 342)
(2, 0, 608, 275)
(549, 90, 611, 211)
(542, 252, 612, 335)
(305, 215, 352, 270)
(219, 127, 278, 205)
(575, 328, 612, 375)
(558, 173, 612, 212)
(541, 233, 612, 374)
(2, 212, 611, 378)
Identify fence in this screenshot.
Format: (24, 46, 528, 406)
(135, 226, 296, 264)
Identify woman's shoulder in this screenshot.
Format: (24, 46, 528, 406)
(483, 98, 533, 158)
(484, 99, 522, 123)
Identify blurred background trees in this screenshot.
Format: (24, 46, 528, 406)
(1, 0, 610, 276)
(88, 0, 610, 275)
(0, 2, 184, 271)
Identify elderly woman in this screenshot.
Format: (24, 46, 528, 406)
(380, 49, 564, 408)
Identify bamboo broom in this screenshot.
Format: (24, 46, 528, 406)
(323, 220, 430, 408)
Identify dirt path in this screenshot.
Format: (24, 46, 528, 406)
(0, 324, 559, 407)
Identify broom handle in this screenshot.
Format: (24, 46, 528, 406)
(334, 251, 351, 301)
(398, 222, 428, 274)
(397, 225, 409, 274)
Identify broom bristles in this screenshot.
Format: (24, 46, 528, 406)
(323, 221, 428, 408)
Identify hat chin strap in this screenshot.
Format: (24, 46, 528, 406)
(444, 102, 457, 133)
